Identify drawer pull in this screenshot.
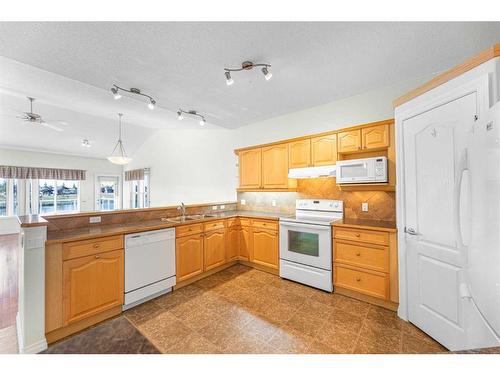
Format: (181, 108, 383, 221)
(93, 244, 100, 248)
(356, 251, 361, 256)
(356, 277, 361, 282)
(355, 233, 360, 237)
(188, 228, 192, 231)
(95, 255, 100, 259)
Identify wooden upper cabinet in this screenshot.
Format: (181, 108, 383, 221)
(63, 249, 123, 325)
(338, 130, 361, 153)
(288, 139, 311, 168)
(252, 228, 278, 269)
(239, 148, 262, 189)
(204, 229, 226, 271)
(262, 144, 289, 188)
(361, 124, 390, 150)
(176, 233, 204, 282)
(311, 134, 337, 166)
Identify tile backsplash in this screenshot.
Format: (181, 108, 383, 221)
(237, 177, 395, 222)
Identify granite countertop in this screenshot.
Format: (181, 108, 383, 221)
(17, 214, 49, 227)
(46, 210, 292, 244)
(332, 218, 397, 232)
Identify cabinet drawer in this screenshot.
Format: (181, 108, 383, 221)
(252, 220, 278, 231)
(63, 235, 123, 261)
(239, 218, 252, 227)
(203, 220, 225, 232)
(334, 240, 388, 272)
(176, 223, 203, 237)
(334, 265, 388, 300)
(334, 227, 389, 246)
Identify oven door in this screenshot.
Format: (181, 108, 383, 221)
(337, 160, 375, 183)
(279, 221, 332, 270)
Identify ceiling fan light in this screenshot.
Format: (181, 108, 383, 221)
(111, 87, 122, 100)
(107, 156, 133, 165)
(225, 71, 234, 86)
(108, 113, 132, 165)
(148, 99, 156, 110)
(262, 67, 272, 81)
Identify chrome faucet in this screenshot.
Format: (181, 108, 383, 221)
(177, 202, 186, 218)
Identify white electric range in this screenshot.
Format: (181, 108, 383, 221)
(279, 199, 343, 292)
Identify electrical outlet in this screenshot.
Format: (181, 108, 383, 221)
(362, 202, 369, 212)
(271, 199, 277, 207)
(212, 205, 218, 211)
(89, 216, 101, 224)
(219, 204, 225, 210)
(240, 199, 246, 206)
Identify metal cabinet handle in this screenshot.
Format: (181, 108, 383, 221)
(355, 233, 360, 237)
(93, 244, 100, 248)
(356, 252, 361, 256)
(356, 277, 361, 282)
(95, 255, 100, 259)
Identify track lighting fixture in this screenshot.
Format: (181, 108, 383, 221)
(81, 139, 91, 148)
(177, 109, 206, 126)
(224, 61, 272, 85)
(110, 84, 157, 110)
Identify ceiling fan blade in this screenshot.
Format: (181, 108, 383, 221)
(40, 121, 64, 132)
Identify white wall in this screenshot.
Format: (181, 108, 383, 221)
(125, 129, 238, 207)
(0, 148, 123, 212)
(233, 76, 430, 148)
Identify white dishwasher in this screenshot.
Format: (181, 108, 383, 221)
(123, 228, 176, 310)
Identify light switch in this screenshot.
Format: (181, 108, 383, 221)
(271, 199, 277, 207)
(89, 216, 101, 223)
(362, 202, 369, 212)
(240, 199, 246, 206)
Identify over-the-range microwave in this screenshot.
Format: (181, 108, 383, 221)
(336, 156, 388, 184)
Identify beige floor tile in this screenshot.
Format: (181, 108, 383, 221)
(244, 316, 284, 343)
(353, 322, 402, 354)
(365, 305, 402, 330)
(298, 300, 336, 322)
(284, 310, 327, 339)
(267, 326, 312, 354)
(165, 332, 222, 354)
(401, 333, 447, 354)
(327, 308, 365, 333)
(315, 324, 360, 353)
(336, 296, 371, 318)
(137, 312, 194, 352)
(124, 300, 167, 325)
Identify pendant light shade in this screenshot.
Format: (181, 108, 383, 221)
(108, 113, 132, 165)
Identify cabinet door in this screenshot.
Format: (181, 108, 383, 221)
(311, 134, 337, 166)
(338, 130, 361, 153)
(204, 229, 226, 271)
(176, 234, 204, 282)
(63, 249, 123, 325)
(239, 148, 262, 189)
(226, 227, 239, 262)
(252, 229, 279, 269)
(288, 139, 311, 168)
(262, 144, 289, 188)
(239, 226, 251, 261)
(361, 124, 390, 150)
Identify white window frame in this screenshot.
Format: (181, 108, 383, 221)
(129, 169, 150, 209)
(38, 179, 81, 214)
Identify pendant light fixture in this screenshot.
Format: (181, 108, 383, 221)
(107, 113, 132, 165)
(177, 109, 206, 126)
(110, 84, 156, 110)
(224, 61, 272, 85)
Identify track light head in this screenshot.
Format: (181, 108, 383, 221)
(111, 87, 122, 100)
(81, 139, 91, 148)
(262, 67, 272, 81)
(199, 118, 206, 126)
(177, 110, 184, 120)
(225, 71, 234, 86)
(148, 99, 156, 110)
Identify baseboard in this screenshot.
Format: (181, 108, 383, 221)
(334, 286, 399, 311)
(16, 313, 48, 354)
(238, 260, 279, 275)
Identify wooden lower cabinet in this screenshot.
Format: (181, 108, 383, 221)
(239, 225, 251, 261)
(204, 229, 226, 271)
(63, 249, 123, 325)
(226, 226, 240, 261)
(176, 233, 204, 282)
(251, 228, 279, 269)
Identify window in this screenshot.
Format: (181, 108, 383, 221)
(0, 178, 6, 216)
(38, 179, 80, 214)
(129, 170, 150, 209)
(96, 176, 121, 211)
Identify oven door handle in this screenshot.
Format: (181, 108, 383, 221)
(280, 221, 332, 231)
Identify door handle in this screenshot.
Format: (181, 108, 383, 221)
(404, 227, 419, 236)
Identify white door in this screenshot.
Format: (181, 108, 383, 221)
(95, 175, 121, 211)
(403, 92, 477, 350)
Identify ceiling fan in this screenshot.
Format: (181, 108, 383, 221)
(15, 97, 67, 132)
